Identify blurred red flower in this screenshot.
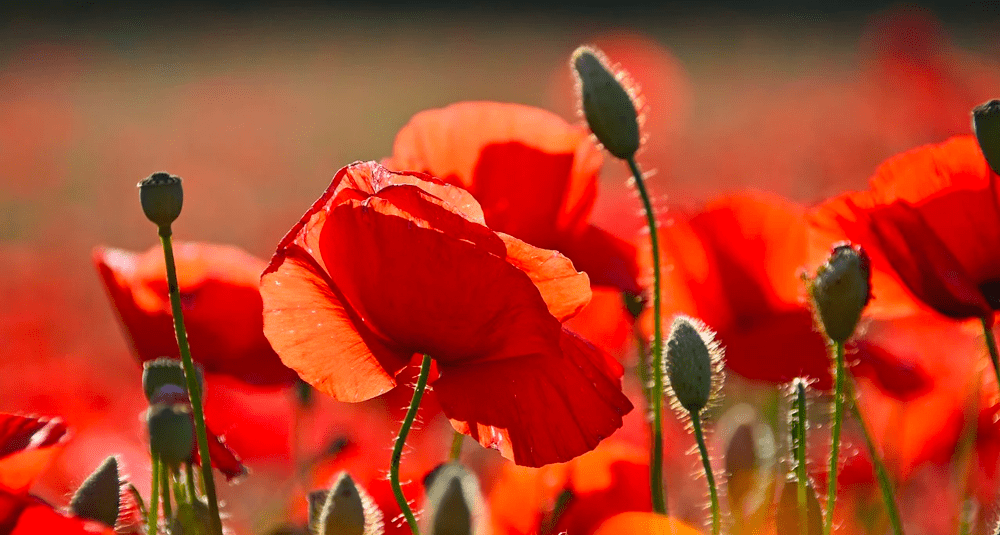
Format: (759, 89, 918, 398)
(0, 413, 115, 535)
(488, 440, 651, 535)
(93, 242, 297, 387)
(641, 194, 834, 387)
(260, 161, 632, 467)
(385, 101, 640, 295)
(812, 135, 1000, 322)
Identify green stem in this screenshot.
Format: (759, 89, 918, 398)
(159, 227, 223, 535)
(171, 465, 186, 508)
(793, 381, 808, 535)
(160, 462, 172, 520)
(626, 155, 666, 515)
(148, 454, 160, 535)
(185, 462, 198, 505)
(691, 411, 720, 535)
(824, 341, 845, 535)
(450, 430, 464, 462)
(391, 354, 432, 535)
(847, 394, 903, 535)
(981, 317, 1000, 390)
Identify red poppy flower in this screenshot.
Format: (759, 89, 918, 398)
(591, 512, 701, 535)
(260, 161, 632, 467)
(488, 440, 651, 535)
(94, 242, 297, 387)
(0, 490, 116, 535)
(641, 194, 834, 387)
(385, 101, 640, 295)
(811, 135, 1000, 322)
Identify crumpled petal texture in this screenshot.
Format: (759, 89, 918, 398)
(261, 161, 632, 466)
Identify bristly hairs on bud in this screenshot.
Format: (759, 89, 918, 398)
(571, 45, 647, 160)
(664, 315, 726, 419)
(807, 242, 872, 344)
(308, 471, 384, 535)
(424, 463, 486, 535)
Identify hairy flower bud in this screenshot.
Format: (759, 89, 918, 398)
(665, 315, 724, 415)
(138, 172, 183, 228)
(572, 46, 641, 160)
(70, 456, 121, 528)
(973, 99, 1000, 175)
(311, 472, 367, 535)
(808, 244, 871, 343)
(147, 403, 195, 465)
(425, 463, 484, 535)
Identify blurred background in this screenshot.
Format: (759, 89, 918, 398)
(2, 2, 1000, 533)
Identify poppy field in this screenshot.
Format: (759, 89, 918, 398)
(4, 6, 1000, 535)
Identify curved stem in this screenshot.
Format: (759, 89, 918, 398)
(691, 411, 720, 535)
(147, 453, 160, 535)
(626, 155, 666, 515)
(981, 317, 1000, 390)
(391, 354, 432, 535)
(846, 384, 904, 535)
(159, 227, 223, 535)
(793, 381, 808, 535)
(824, 341, 845, 535)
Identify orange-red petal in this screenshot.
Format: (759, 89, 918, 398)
(0, 414, 68, 493)
(434, 330, 631, 467)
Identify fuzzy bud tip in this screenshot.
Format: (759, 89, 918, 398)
(138, 172, 183, 228)
(572, 46, 641, 160)
(808, 243, 871, 343)
(69, 456, 121, 529)
(665, 315, 724, 415)
(426, 463, 483, 535)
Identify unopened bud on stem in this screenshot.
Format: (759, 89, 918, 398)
(808, 243, 871, 343)
(665, 315, 724, 415)
(572, 46, 641, 160)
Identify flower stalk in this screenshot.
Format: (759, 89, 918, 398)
(391, 353, 433, 535)
(691, 411, 720, 535)
(824, 340, 845, 535)
(158, 227, 223, 535)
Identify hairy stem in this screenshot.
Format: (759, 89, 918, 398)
(691, 411, 720, 535)
(626, 155, 667, 514)
(390, 354, 432, 535)
(824, 341, 845, 535)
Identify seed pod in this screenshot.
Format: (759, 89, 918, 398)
(147, 403, 195, 465)
(138, 172, 183, 228)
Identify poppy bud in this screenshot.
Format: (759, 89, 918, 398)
(665, 315, 724, 414)
(310, 472, 368, 535)
(973, 99, 1000, 175)
(808, 244, 871, 343)
(147, 402, 195, 465)
(572, 46, 641, 160)
(138, 172, 183, 228)
(70, 456, 121, 528)
(425, 463, 484, 535)
(142, 358, 204, 403)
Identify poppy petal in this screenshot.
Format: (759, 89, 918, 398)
(0, 414, 68, 493)
(94, 243, 298, 386)
(592, 512, 702, 535)
(555, 224, 641, 296)
(500, 233, 592, 322)
(260, 246, 410, 402)
(434, 329, 632, 467)
(388, 101, 602, 240)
